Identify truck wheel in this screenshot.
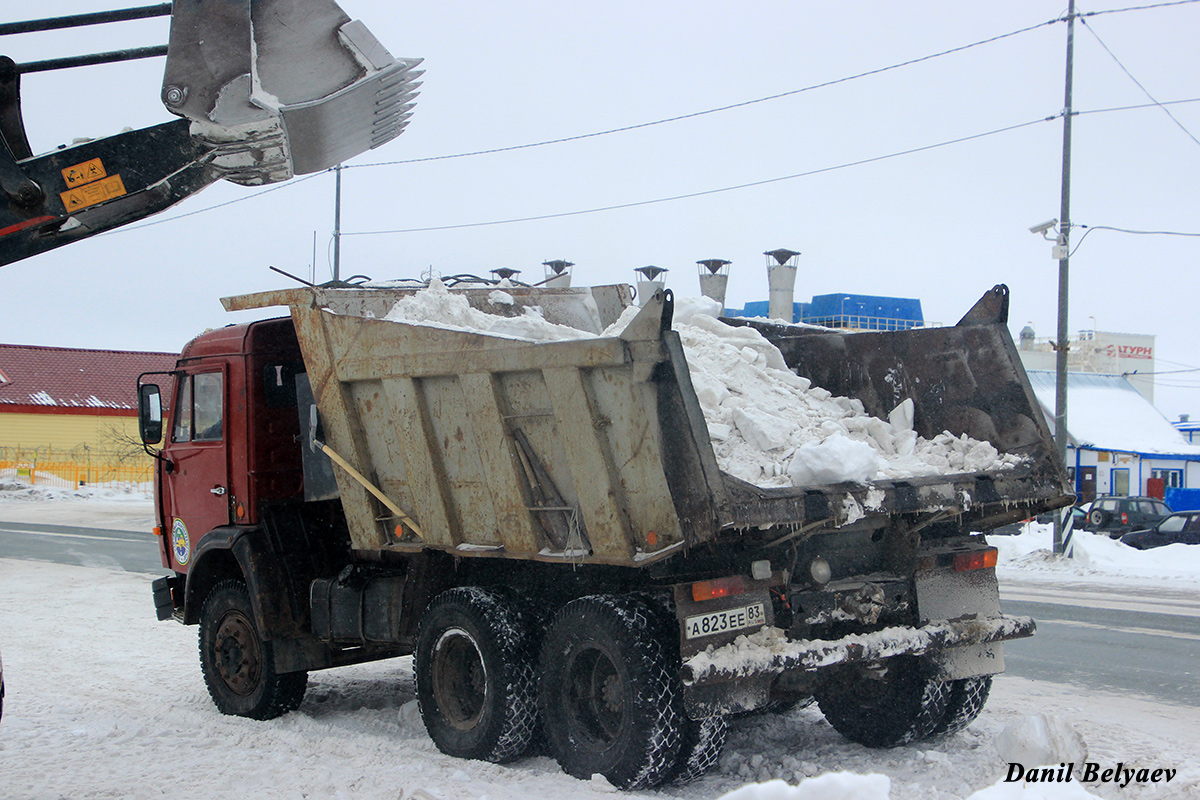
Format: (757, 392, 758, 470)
(538, 595, 683, 790)
(815, 656, 949, 748)
(199, 579, 307, 720)
(932, 676, 992, 736)
(664, 715, 728, 786)
(414, 588, 538, 764)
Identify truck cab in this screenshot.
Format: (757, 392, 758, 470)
(147, 319, 305, 575)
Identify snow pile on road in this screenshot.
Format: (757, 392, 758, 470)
(992, 522, 1200, 588)
(382, 284, 1022, 488)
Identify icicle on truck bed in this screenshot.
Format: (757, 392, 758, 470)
(159, 280, 1077, 788)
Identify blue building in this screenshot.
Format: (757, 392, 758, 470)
(727, 293, 924, 331)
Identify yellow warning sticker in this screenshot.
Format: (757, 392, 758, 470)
(60, 174, 127, 211)
(61, 158, 108, 188)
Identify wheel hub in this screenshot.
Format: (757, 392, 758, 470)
(431, 628, 487, 730)
(215, 610, 261, 696)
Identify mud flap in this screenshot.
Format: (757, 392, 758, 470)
(914, 556, 1007, 681)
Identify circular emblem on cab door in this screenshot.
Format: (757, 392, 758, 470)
(171, 518, 191, 566)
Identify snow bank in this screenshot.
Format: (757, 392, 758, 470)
(0, 477, 150, 504)
(382, 284, 1023, 489)
(992, 522, 1200, 588)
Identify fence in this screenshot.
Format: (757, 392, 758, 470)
(0, 446, 153, 490)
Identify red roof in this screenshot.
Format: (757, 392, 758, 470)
(0, 343, 177, 412)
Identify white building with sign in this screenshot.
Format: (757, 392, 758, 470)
(1018, 327, 1156, 403)
(1025, 370, 1200, 508)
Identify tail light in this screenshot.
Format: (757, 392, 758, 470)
(692, 576, 746, 602)
(1121, 512, 1129, 524)
(953, 548, 998, 572)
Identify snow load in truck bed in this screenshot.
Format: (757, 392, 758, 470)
(381, 281, 1023, 488)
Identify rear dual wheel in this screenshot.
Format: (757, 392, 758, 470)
(815, 657, 991, 748)
(414, 588, 538, 763)
(539, 594, 718, 790)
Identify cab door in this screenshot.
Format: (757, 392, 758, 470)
(161, 367, 229, 572)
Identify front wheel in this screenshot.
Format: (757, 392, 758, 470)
(538, 595, 683, 790)
(198, 579, 307, 720)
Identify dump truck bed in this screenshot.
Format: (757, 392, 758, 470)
(224, 284, 1071, 566)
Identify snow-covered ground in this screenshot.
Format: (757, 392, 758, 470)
(2, 490, 1198, 799)
(992, 520, 1200, 591)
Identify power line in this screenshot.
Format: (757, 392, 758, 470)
(1081, 224, 1200, 236)
(342, 117, 1054, 237)
(1083, 0, 1200, 17)
(346, 18, 1061, 170)
(103, 172, 325, 237)
(1079, 16, 1200, 146)
(1075, 96, 1200, 116)
(1068, 222, 1200, 256)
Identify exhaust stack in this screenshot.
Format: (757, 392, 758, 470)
(634, 266, 668, 307)
(765, 248, 800, 323)
(697, 259, 730, 313)
(543, 260, 574, 288)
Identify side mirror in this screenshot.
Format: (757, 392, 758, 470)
(139, 384, 163, 445)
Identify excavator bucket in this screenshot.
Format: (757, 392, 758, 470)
(0, 2, 420, 267)
(163, 0, 422, 185)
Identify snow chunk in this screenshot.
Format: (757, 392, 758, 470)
(717, 773, 890, 800)
(788, 436, 882, 485)
(994, 715, 1088, 770)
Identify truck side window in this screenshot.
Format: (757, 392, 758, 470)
(172, 373, 224, 442)
(172, 376, 193, 442)
(194, 372, 224, 441)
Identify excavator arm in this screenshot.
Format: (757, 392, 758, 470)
(0, 1, 421, 267)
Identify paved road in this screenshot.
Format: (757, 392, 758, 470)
(0, 520, 163, 574)
(1001, 579, 1200, 707)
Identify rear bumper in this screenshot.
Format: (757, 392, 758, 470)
(680, 613, 1036, 687)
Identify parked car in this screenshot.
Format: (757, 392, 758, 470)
(1081, 496, 1173, 537)
(1120, 511, 1200, 550)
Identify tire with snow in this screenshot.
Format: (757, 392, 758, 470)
(538, 594, 684, 789)
(414, 587, 538, 763)
(814, 656, 950, 748)
(932, 676, 992, 737)
(664, 715, 728, 786)
(199, 579, 307, 720)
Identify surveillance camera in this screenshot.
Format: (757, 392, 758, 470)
(1028, 219, 1058, 235)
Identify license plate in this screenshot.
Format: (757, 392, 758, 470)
(684, 602, 766, 640)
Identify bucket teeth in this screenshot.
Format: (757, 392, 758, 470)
(164, 0, 420, 183)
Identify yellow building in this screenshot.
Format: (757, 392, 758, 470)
(0, 344, 176, 488)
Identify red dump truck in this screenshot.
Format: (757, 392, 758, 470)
(137, 281, 1071, 789)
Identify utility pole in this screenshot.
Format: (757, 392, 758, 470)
(333, 163, 343, 283)
(1053, 0, 1076, 556)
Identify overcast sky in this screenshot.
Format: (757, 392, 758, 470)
(1, 1, 1197, 419)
